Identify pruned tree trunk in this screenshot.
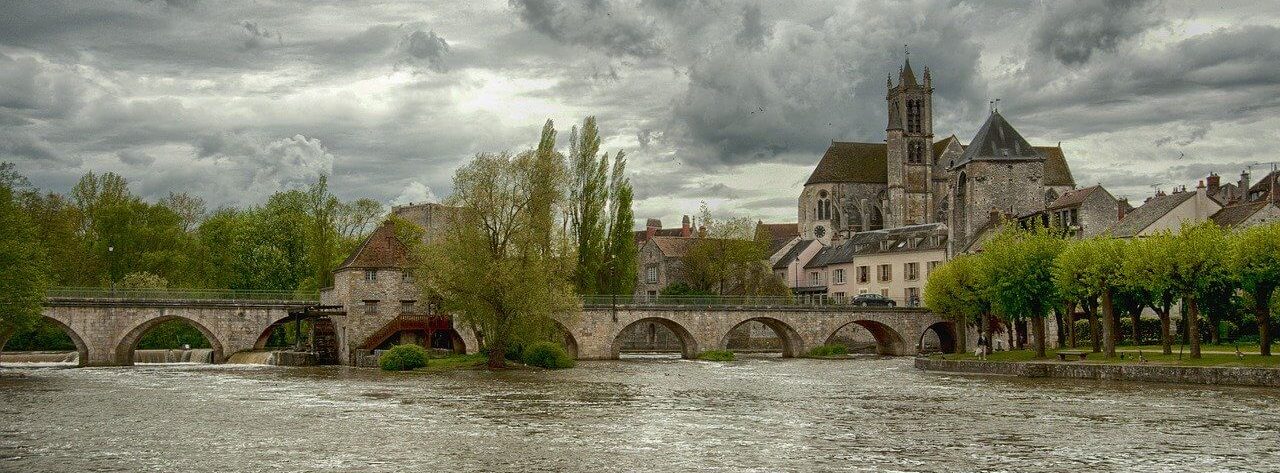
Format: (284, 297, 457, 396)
(1054, 307, 1065, 347)
(1032, 315, 1047, 358)
(1087, 299, 1101, 353)
(1257, 290, 1273, 357)
(954, 317, 968, 355)
(1066, 301, 1077, 348)
(1158, 306, 1172, 355)
(1130, 309, 1140, 347)
(487, 338, 507, 369)
(1188, 295, 1202, 359)
(1208, 310, 1220, 345)
(982, 313, 994, 354)
(1101, 289, 1116, 358)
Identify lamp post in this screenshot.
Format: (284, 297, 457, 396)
(108, 245, 115, 297)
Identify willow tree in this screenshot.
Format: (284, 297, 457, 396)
(0, 164, 51, 342)
(924, 254, 984, 353)
(977, 225, 1063, 358)
(418, 123, 577, 369)
(1169, 222, 1230, 359)
(1231, 222, 1280, 356)
(1053, 237, 1126, 358)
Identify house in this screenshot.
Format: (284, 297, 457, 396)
(634, 216, 695, 247)
(771, 239, 824, 297)
(1017, 185, 1121, 238)
(634, 236, 698, 299)
(802, 223, 948, 305)
(1211, 169, 1280, 229)
(1110, 182, 1222, 238)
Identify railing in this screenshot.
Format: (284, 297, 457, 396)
(46, 287, 320, 302)
(580, 294, 924, 308)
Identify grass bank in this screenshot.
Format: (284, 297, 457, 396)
(939, 349, 1280, 368)
(411, 353, 489, 372)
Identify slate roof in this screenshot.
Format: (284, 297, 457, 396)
(772, 239, 816, 270)
(900, 58, 918, 88)
(1109, 191, 1195, 238)
(337, 221, 410, 270)
(954, 111, 1042, 168)
(1211, 201, 1270, 228)
(805, 223, 947, 269)
(1244, 170, 1279, 201)
(1047, 185, 1104, 210)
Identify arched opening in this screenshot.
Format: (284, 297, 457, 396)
(720, 317, 803, 357)
(846, 206, 863, 233)
(869, 206, 884, 230)
(254, 316, 312, 351)
(612, 317, 698, 360)
(919, 321, 958, 354)
(360, 316, 466, 355)
(0, 316, 88, 367)
(824, 320, 907, 355)
(550, 320, 579, 359)
(954, 172, 968, 233)
(116, 316, 221, 365)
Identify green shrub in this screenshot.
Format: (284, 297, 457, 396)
(808, 344, 848, 357)
(379, 344, 429, 371)
(697, 349, 735, 361)
(521, 342, 575, 369)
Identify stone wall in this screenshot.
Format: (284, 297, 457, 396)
(915, 358, 1280, 388)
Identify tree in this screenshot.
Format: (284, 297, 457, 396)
(924, 254, 985, 353)
(600, 151, 637, 295)
(418, 132, 577, 369)
(1053, 237, 1126, 358)
(159, 192, 207, 232)
(681, 202, 769, 295)
(336, 198, 384, 239)
(1168, 222, 1231, 359)
(1121, 231, 1180, 354)
(0, 168, 51, 337)
(566, 117, 610, 294)
(118, 272, 169, 289)
(1231, 222, 1280, 356)
(978, 224, 1063, 358)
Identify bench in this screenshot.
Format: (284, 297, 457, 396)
(1056, 351, 1089, 361)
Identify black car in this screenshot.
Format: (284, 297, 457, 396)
(850, 293, 897, 307)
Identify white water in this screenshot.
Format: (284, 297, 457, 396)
(224, 351, 275, 365)
(133, 349, 214, 364)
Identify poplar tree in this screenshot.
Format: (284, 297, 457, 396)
(567, 117, 609, 294)
(600, 151, 637, 295)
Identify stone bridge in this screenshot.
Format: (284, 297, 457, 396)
(2, 297, 310, 367)
(543, 305, 966, 359)
(4, 297, 965, 367)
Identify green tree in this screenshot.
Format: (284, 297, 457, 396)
(1231, 222, 1280, 356)
(0, 166, 51, 337)
(418, 138, 577, 369)
(682, 202, 771, 295)
(1121, 231, 1179, 354)
(923, 254, 985, 353)
(1053, 237, 1126, 358)
(978, 224, 1063, 358)
(567, 117, 610, 294)
(1169, 222, 1231, 359)
(600, 151, 637, 295)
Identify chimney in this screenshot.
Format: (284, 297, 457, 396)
(1240, 171, 1251, 197)
(646, 218, 662, 230)
(1117, 198, 1129, 220)
(1207, 173, 1221, 195)
(681, 215, 691, 237)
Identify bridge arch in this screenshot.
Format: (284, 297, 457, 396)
(254, 314, 301, 350)
(918, 321, 958, 354)
(824, 319, 908, 355)
(611, 317, 698, 359)
(551, 319, 579, 359)
(0, 316, 90, 367)
(719, 317, 804, 357)
(115, 315, 225, 366)
(358, 316, 467, 354)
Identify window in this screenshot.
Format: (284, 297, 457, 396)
(880, 288, 889, 297)
(857, 266, 870, 283)
(905, 287, 921, 306)
(833, 268, 846, 285)
(645, 265, 658, 284)
(907, 141, 924, 164)
(400, 300, 416, 312)
(877, 264, 892, 282)
(816, 190, 832, 220)
(927, 261, 940, 275)
(363, 270, 377, 282)
(905, 262, 920, 281)
(907, 99, 924, 133)
(833, 292, 846, 303)
(808, 271, 823, 287)
(362, 300, 378, 315)
(401, 271, 414, 283)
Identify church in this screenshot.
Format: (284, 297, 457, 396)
(798, 56, 1077, 253)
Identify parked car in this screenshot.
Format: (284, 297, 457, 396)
(850, 293, 896, 307)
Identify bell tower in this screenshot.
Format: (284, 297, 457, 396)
(885, 47, 934, 227)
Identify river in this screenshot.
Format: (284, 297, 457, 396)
(2, 358, 1277, 472)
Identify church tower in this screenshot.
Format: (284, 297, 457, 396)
(885, 53, 934, 228)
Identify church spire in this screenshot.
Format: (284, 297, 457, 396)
(900, 45, 918, 87)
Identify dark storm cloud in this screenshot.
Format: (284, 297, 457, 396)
(509, 0, 664, 57)
(1033, 0, 1160, 65)
(735, 4, 770, 50)
(398, 30, 451, 72)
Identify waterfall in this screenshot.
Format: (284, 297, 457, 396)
(0, 351, 79, 364)
(133, 349, 215, 364)
(225, 351, 275, 365)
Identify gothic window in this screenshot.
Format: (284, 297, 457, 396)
(907, 99, 922, 133)
(907, 141, 924, 165)
(816, 190, 831, 220)
(847, 207, 863, 233)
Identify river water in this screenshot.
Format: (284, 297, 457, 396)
(2, 358, 1278, 472)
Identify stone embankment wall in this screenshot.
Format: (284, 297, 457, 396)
(915, 358, 1280, 388)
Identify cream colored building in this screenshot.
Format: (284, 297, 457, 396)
(1110, 184, 1222, 238)
(802, 223, 948, 306)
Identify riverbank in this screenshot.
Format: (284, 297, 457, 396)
(916, 353, 1280, 387)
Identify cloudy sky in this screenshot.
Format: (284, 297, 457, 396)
(3, 0, 1279, 226)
